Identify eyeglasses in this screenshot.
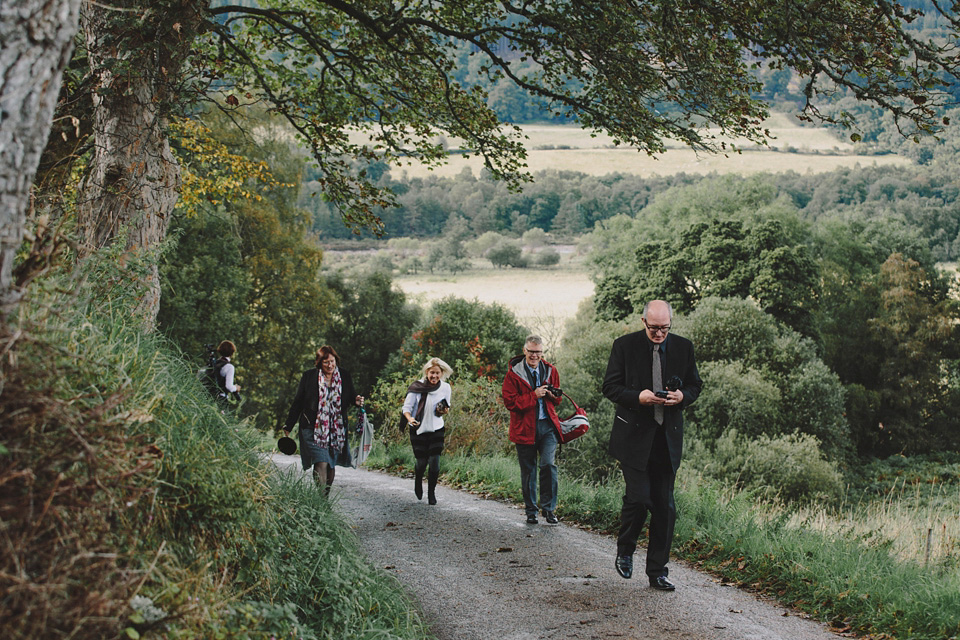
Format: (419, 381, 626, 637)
(643, 321, 670, 335)
(524, 348, 543, 355)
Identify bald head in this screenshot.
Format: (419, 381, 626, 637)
(642, 300, 672, 344)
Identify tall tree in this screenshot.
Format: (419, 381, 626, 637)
(324, 271, 420, 393)
(76, 0, 205, 324)
(158, 109, 336, 429)
(592, 217, 820, 339)
(36, 0, 960, 324)
(0, 0, 81, 317)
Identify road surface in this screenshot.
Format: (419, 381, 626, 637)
(271, 455, 839, 640)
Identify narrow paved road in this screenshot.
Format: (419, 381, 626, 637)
(272, 455, 839, 640)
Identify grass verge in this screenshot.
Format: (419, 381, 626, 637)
(367, 444, 960, 640)
(0, 279, 432, 640)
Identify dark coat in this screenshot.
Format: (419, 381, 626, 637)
(602, 331, 702, 473)
(285, 367, 358, 435)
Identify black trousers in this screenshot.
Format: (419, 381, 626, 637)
(617, 426, 676, 579)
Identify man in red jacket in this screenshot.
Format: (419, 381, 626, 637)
(502, 335, 563, 525)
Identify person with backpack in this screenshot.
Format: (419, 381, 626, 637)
(213, 340, 241, 400)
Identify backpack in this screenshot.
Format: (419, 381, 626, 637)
(200, 356, 229, 397)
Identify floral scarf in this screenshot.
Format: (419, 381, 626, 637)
(314, 366, 344, 451)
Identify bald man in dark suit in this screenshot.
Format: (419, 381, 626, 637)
(602, 299, 702, 591)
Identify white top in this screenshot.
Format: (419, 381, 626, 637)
(403, 380, 452, 435)
(221, 359, 239, 393)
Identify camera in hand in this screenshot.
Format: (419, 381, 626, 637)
(655, 376, 683, 399)
(546, 385, 562, 397)
(434, 397, 450, 416)
(665, 375, 683, 391)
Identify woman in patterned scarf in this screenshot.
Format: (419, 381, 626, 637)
(283, 345, 364, 493)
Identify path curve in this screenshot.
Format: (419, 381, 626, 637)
(271, 455, 838, 640)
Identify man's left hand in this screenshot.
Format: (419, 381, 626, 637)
(663, 390, 683, 406)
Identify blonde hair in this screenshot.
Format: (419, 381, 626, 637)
(420, 357, 453, 381)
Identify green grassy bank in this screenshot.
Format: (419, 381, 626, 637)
(0, 283, 431, 640)
(368, 445, 960, 640)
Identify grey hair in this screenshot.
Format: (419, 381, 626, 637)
(524, 334, 543, 346)
(421, 357, 454, 381)
(642, 300, 673, 319)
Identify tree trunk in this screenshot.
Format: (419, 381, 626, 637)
(77, 1, 201, 326)
(0, 0, 81, 319)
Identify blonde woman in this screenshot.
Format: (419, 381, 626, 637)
(402, 357, 453, 504)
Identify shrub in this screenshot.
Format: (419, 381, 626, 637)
(1, 266, 430, 640)
(487, 239, 527, 267)
(677, 296, 852, 458)
(465, 231, 506, 257)
(521, 227, 548, 248)
(383, 296, 526, 381)
(535, 247, 561, 266)
(398, 255, 423, 274)
(690, 429, 844, 504)
(688, 361, 783, 440)
(779, 359, 852, 459)
(675, 297, 779, 365)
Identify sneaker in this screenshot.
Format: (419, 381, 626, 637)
(526, 514, 538, 524)
(543, 511, 559, 525)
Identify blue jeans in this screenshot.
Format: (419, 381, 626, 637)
(516, 418, 559, 515)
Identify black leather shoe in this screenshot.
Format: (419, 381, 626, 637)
(649, 576, 676, 591)
(526, 514, 538, 524)
(615, 555, 633, 579)
(543, 511, 559, 525)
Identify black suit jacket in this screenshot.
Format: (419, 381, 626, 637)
(285, 367, 357, 435)
(602, 331, 702, 473)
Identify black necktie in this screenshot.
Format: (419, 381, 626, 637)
(653, 343, 663, 425)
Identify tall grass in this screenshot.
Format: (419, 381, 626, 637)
(367, 443, 960, 640)
(0, 272, 432, 640)
(792, 477, 960, 567)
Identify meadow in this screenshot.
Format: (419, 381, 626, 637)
(393, 262, 594, 343)
(386, 114, 911, 180)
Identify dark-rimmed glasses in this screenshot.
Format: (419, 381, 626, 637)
(643, 321, 670, 335)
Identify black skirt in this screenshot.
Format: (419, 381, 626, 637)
(410, 427, 445, 458)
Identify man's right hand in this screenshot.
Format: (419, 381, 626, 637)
(639, 389, 667, 406)
(535, 385, 550, 398)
